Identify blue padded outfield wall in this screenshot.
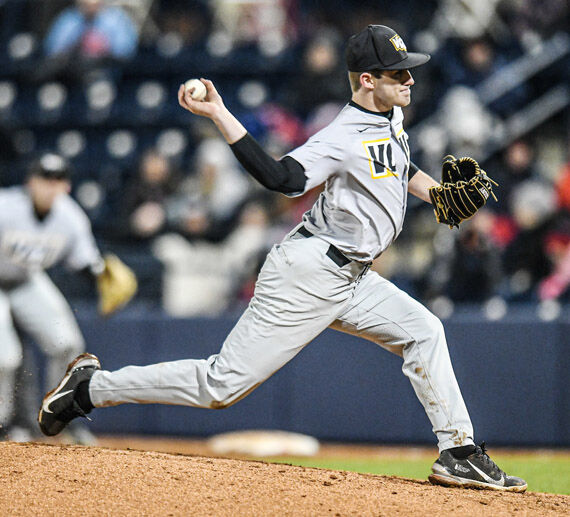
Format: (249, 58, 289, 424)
(62, 305, 569, 446)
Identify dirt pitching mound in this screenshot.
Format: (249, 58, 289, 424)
(1, 442, 568, 516)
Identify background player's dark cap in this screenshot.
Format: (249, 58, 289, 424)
(346, 25, 430, 72)
(28, 153, 71, 180)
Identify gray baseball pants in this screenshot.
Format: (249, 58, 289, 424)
(0, 271, 84, 426)
(90, 229, 474, 451)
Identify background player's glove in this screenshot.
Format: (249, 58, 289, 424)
(428, 155, 498, 228)
(96, 254, 138, 316)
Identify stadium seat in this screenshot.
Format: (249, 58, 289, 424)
(7, 32, 37, 62)
(37, 81, 68, 122)
(155, 128, 188, 159)
(85, 78, 117, 122)
(106, 129, 138, 161)
(0, 81, 17, 122)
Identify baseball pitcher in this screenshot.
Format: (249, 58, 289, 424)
(39, 26, 526, 491)
(0, 153, 136, 441)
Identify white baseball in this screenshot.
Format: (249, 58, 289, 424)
(184, 79, 207, 101)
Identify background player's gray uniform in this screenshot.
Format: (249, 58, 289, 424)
(0, 187, 103, 427)
(89, 103, 475, 452)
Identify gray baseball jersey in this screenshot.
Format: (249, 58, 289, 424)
(0, 187, 103, 284)
(287, 104, 411, 262)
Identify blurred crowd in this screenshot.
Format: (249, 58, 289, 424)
(0, 0, 568, 316)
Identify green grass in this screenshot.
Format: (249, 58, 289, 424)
(269, 454, 570, 495)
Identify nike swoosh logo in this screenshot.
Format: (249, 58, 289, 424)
(42, 390, 74, 414)
(357, 127, 370, 133)
(467, 460, 505, 486)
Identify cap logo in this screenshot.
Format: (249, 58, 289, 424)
(389, 34, 407, 52)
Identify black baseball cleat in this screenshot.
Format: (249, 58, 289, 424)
(38, 353, 100, 437)
(428, 443, 527, 492)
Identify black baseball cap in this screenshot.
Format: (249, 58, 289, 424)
(346, 25, 430, 72)
(28, 153, 71, 180)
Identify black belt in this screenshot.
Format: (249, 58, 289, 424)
(296, 226, 351, 267)
(0, 279, 25, 291)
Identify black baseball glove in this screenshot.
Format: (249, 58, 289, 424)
(428, 155, 498, 228)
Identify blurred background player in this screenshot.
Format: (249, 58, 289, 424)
(0, 152, 136, 443)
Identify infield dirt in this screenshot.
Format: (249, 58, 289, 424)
(1, 441, 568, 516)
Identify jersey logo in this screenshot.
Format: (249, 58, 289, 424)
(363, 138, 398, 179)
(390, 34, 407, 52)
(1, 230, 66, 269)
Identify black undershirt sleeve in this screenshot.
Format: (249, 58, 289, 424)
(229, 133, 307, 194)
(409, 161, 420, 179)
(79, 265, 100, 288)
